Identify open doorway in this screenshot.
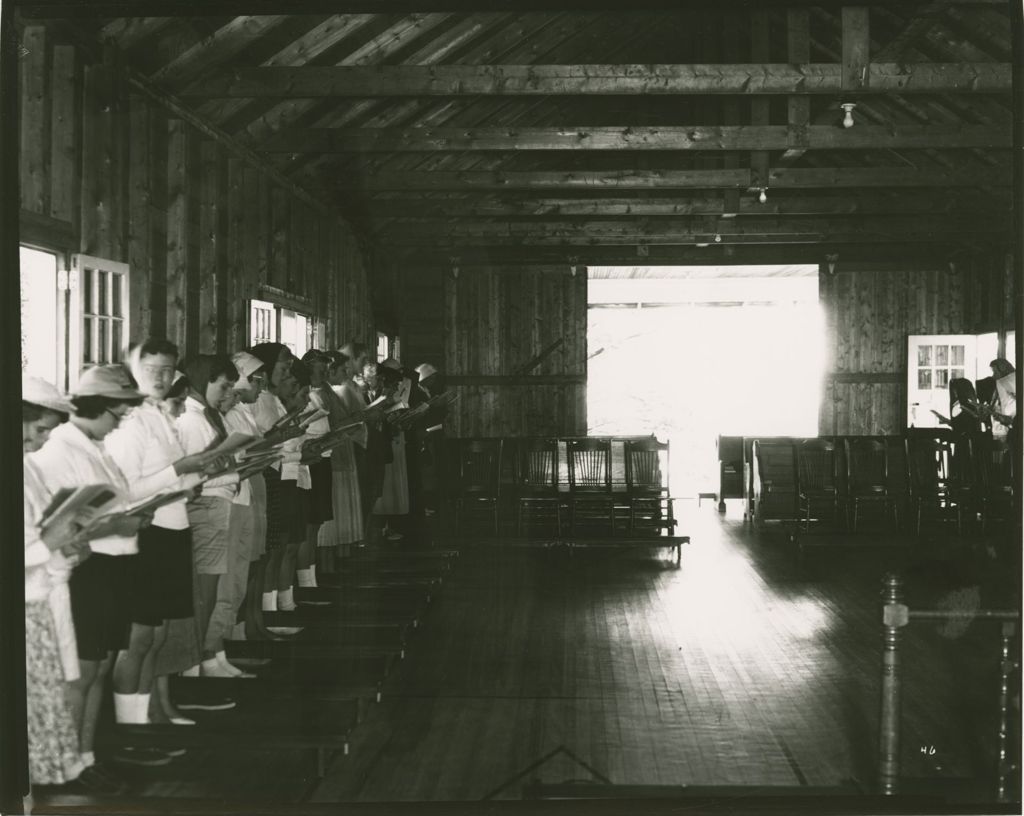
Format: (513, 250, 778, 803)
(587, 265, 825, 496)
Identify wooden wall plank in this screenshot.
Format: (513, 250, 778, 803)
(197, 140, 221, 354)
(165, 119, 189, 350)
(127, 92, 152, 341)
(20, 26, 49, 216)
(48, 44, 78, 227)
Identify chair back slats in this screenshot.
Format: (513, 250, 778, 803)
(516, 439, 559, 494)
(845, 437, 889, 495)
(457, 439, 502, 496)
(625, 438, 669, 495)
(567, 438, 612, 493)
(905, 435, 952, 497)
(796, 439, 837, 495)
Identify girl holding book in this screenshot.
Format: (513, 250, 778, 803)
(176, 355, 242, 677)
(105, 340, 222, 721)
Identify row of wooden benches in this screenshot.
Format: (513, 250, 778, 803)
(42, 547, 460, 807)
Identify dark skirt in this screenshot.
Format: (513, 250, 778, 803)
(278, 479, 306, 544)
(263, 466, 286, 550)
(130, 525, 193, 624)
(308, 458, 334, 524)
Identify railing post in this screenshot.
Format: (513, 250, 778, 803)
(879, 572, 908, 795)
(996, 620, 1017, 803)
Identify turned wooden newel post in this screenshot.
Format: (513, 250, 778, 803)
(996, 620, 1017, 803)
(879, 572, 908, 795)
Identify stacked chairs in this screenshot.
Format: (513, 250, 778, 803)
(905, 432, 958, 535)
(514, 438, 563, 537)
(624, 437, 676, 536)
(969, 436, 1015, 532)
(566, 438, 616, 536)
(796, 438, 840, 529)
(449, 438, 503, 536)
(751, 439, 799, 526)
(843, 436, 898, 531)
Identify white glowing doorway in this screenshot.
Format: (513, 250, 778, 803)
(587, 266, 825, 497)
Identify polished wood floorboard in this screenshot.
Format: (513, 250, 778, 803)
(312, 505, 1017, 803)
(69, 505, 1015, 806)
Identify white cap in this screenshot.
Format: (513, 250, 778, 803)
(22, 376, 75, 414)
(232, 351, 264, 380)
(415, 363, 438, 381)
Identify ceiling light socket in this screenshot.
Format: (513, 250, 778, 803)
(758, 188, 768, 204)
(840, 103, 856, 129)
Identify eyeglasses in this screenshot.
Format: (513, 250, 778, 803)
(105, 407, 132, 422)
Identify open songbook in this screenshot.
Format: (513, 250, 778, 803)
(39, 483, 197, 540)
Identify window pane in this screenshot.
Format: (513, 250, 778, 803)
(951, 368, 964, 381)
(935, 368, 949, 388)
(98, 320, 109, 363)
(917, 345, 933, 366)
(112, 274, 123, 318)
(918, 369, 933, 390)
(83, 267, 94, 314)
(83, 317, 93, 362)
(112, 321, 122, 362)
(98, 270, 108, 316)
(936, 345, 949, 366)
(951, 345, 965, 366)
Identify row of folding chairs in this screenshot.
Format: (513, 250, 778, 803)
(755, 433, 1014, 534)
(438, 436, 677, 539)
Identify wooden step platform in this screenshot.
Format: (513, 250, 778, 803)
(170, 674, 386, 704)
(96, 697, 360, 777)
(315, 573, 443, 590)
(226, 636, 406, 661)
(267, 606, 422, 628)
(294, 585, 432, 610)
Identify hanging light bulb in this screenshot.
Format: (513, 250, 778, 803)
(758, 188, 768, 204)
(840, 102, 856, 128)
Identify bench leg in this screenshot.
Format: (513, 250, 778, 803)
(316, 747, 329, 778)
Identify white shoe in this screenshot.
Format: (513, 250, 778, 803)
(216, 652, 255, 679)
(266, 626, 304, 636)
(200, 658, 235, 678)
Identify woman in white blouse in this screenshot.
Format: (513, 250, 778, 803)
(105, 340, 218, 722)
(22, 378, 95, 791)
(30, 366, 156, 773)
(176, 356, 242, 677)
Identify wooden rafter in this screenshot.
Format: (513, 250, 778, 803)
(259, 124, 1011, 152)
(176, 62, 1014, 98)
(333, 166, 1010, 190)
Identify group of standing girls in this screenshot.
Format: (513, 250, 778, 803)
(22, 335, 427, 799)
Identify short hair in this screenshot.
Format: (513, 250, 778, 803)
(326, 350, 349, 369)
(167, 375, 189, 400)
(22, 402, 68, 423)
(301, 349, 330, 365)
(71, 394, 143, 419)
(990, 358, 1015, 379)
(289, 359, 311, 388)
(136, 338, 179, 361)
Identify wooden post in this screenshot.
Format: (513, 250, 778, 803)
(842, 7, 871, 91)
(749, 10, 771, 190)
(996, 620, 1017, 803)
(878, 572, 907, 795)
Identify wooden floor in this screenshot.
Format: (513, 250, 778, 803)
(310, 504, 1018, 804)
(49, 503, 1018, 809)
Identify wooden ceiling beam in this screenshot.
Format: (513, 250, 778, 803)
(260, 124, 1011, 152)
(356, 192, 1009, 218)
(20, 1, 1009, 18)
(386, 242, 976, 267)
(334, 166, 1009, 190)
(175, 62, 1013, 98)
(378, 214, 1005, 241)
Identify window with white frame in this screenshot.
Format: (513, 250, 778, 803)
(249, 297, 323, 357)
(76, 255, 129, 368)
(376, 332, 389, 362)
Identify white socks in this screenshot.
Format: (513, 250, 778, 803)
(200, 657, 233, 678)
(181, 664, 200, 677)
(261, 590, 278, 612)
(278, 587, 296, 611)
(81, 751, 96, 768)
(114, 693, 151, 724)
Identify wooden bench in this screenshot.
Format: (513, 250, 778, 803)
(96, 697, 360, 777)
(225, 636, 406, 662)
(562, 533, 689, 568)
(293, 584, 433, 611)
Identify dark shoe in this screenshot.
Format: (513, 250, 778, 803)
(177, 695, 237, 711)
(110, 747, 173, 767)
(54, 764, 127, 795)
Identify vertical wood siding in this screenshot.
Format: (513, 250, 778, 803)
(401, 264, 586, 438)
(820, 260, 1010, 436)
(18, 26, 373, 362)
